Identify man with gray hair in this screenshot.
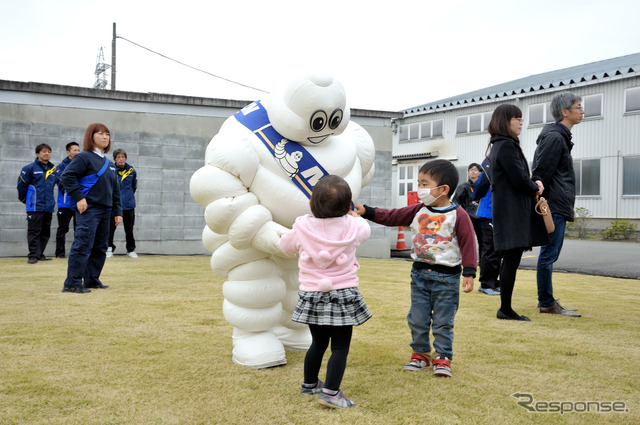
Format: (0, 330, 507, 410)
(531, 92, 583, 317)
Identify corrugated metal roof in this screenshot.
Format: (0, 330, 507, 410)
(403, 52, 640, 116)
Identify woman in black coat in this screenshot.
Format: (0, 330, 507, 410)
(489, 105, 549, 321)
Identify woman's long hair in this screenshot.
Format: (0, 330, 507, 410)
(485, 104, 522, 155)
(83, 123, 111, 153)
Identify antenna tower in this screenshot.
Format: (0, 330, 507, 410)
(93, 47, 111, 89)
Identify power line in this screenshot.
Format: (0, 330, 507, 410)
(115, 35, 269, 94)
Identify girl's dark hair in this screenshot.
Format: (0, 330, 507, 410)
(310, 175, 352, 218)
(83, 123, 111, 153)
(487, 104, 522, 142)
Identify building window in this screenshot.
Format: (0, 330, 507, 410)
(574, 159, 600, 196)
(455, 166, 468, 189)
(420, 122, 431, 138)
(409, 123, 420, 140)
(399, 119, 444, 142)
(583, 94, 603, 118)
(433, 120, 443, 137)
(456, 116, 467, 134)
(529, 102, 554, 125)
(625, 87, 640, 113)
(623, 156, 640, 195)
(456, 113, 490, 135)
(398, 164, 415, 198)
(483, 112, 492, 130)
(399, 125, 409, 141)
(419, 120, 444, 138)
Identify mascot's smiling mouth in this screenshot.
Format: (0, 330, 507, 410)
(308, 134, 331, 144)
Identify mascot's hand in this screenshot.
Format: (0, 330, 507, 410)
(252, 221, 294, 258)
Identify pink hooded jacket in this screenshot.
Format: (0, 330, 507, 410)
(280, 214, 371, 292)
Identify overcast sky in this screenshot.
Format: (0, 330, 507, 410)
(1, 0, 639, 111)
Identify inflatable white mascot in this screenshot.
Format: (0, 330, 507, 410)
(190, 73, 375, 368)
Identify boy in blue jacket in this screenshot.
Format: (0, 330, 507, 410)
(17, 144, 58, 263)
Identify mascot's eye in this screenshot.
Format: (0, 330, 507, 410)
(329, 109, 343, 130)
(310, 110, 327, 132)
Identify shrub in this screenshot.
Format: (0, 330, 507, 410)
(568, 207, 592, 239)
(602, 219, 638, 240)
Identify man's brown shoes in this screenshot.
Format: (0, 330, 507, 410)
(539, 303, 581, 317)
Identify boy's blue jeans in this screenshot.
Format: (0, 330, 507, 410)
(407, 267, 460, 360)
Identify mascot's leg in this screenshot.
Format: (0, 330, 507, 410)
(271, 257, 312, 351)
(212, 243, 288, 368)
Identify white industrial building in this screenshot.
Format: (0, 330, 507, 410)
(391, 52, 640, 228)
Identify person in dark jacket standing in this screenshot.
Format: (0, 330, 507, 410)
(488, 104, 549, 321)
(473, 156, 501, 296)
(531, 92, 583, 317)
(60, 123, 122, 293)
(17, 143, 58, 264)
(452, 163, 483, 259)
(107, 149, 138, 258)
(54, 142, 80, 258)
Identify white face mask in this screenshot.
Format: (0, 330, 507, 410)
(417, 186, 443, 206)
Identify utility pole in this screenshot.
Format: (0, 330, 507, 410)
(111, 22, 116, 90)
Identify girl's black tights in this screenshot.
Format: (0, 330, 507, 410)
(304, 324, 353, 391)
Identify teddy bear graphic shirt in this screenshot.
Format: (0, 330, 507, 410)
(408, 205, 462, 267)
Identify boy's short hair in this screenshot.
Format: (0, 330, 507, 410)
(113, 148, 127, 159)
(468, 163, 480, 171)
(419, 159, 459, 199)
(310, 174, 352, 218)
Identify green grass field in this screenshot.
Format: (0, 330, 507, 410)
(1, 255, 638, 424)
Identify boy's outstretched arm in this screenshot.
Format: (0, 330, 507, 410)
(353, 202, 366, 215)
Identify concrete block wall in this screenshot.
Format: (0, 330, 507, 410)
(355, 149, 393, 258)
(1, 80, 399, 259)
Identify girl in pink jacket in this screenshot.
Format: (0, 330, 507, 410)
(280, 175, 371, 409)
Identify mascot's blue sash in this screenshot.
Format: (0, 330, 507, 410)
(234, 100, 329, 199)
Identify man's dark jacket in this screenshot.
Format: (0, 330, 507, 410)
(531, 123, 576, 222)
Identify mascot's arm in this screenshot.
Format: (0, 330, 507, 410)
(348, 122, 376, 186)
(192, 134, 290, 257)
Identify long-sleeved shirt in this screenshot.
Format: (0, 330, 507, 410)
(60, 150, 122, 216)
(363, 203, 477, 277)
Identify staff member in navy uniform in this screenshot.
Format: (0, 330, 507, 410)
(107, 148, 138, 258)
(60, 123, 122, 294)
(17, 143, 58, 264)
(54, 141, 81, 258)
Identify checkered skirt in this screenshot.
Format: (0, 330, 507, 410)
(292, 287, 372, 326)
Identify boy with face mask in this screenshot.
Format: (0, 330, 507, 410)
(354, 159, 476, 378)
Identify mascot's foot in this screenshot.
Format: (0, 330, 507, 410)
(232, 329, 287, 368)
(273, 326, 312, 351)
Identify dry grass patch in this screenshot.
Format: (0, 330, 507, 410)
(0, 255, 638, 424)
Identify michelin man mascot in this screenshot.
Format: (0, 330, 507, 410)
(190, 73, 375, 368)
